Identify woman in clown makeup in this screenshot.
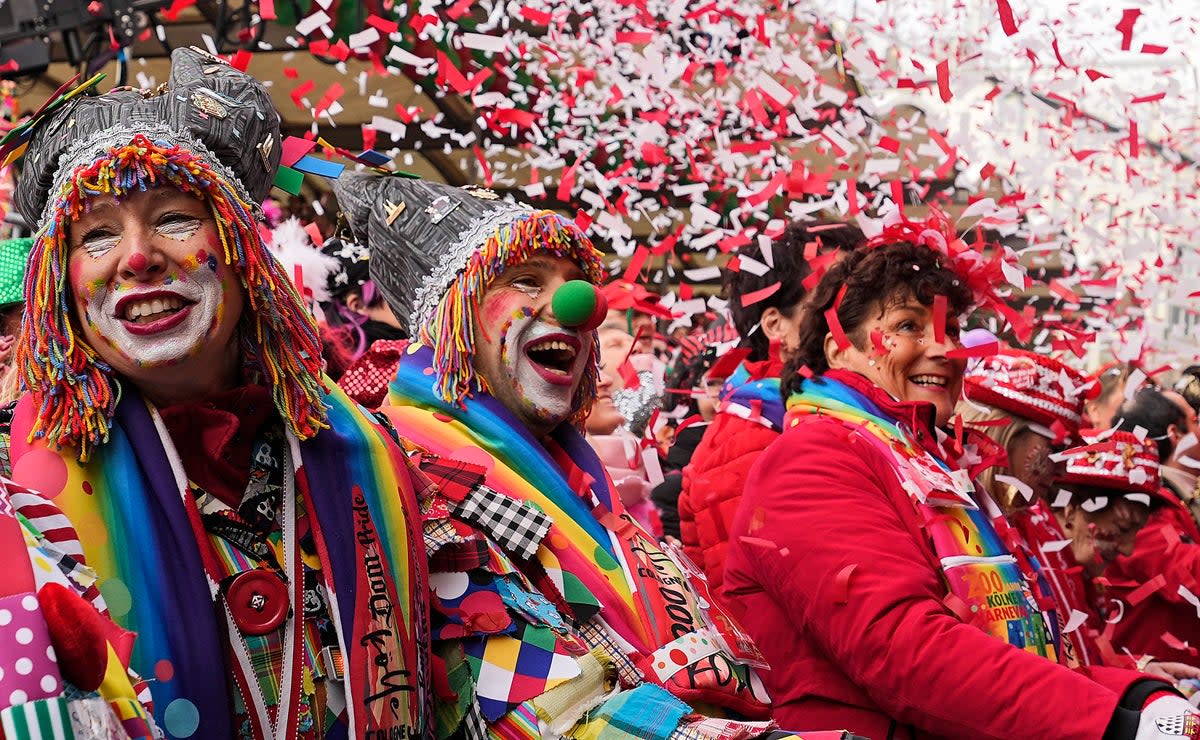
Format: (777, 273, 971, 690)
(0, 48, 429, 739)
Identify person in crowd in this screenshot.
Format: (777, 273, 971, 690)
(723, 210, 1200, 739)
(1161, 385, 1200, 510)
(1086, 362, 1134, 429)
(1106, 386, 1200, 665)
(316, 234, 406, 375)
(651, 328, 735, 541)
(678, 220, 863, 598)
(587, 325, 661, 537)
(333, 172, 808, 740)
(1046, 432, 1163, 630)
(0, 48, 429, 738)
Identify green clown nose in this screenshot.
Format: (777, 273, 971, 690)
(551, 280, 607, 332)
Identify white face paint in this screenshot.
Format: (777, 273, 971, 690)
(85, 256, 226, 369)
(499, 310, 591, 427)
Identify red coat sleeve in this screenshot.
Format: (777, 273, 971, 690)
(730, 419, 1122, 740)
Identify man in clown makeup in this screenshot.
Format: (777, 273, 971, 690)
(334, 173, 809, 740)
(0, 48, 429, 739)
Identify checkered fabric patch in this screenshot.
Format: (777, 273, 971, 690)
(452, 486, 552, 561)
(419, 454, 488, 504)
(460, 698, 489, 740)
(577, 618, 642, 688)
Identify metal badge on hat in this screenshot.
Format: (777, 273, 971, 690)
(426, 195, 460, 224)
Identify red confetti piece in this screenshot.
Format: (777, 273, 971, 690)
(1127, 574, 1167, 606)
(946, 341, 999, 359)
(890, 180, 906, 213)
(826, 307, 851, 351)
(365, 13, 398, 33)
(519, 6, 551, 24)
(995, 0, 1019, 36)
(230, 49, 252, 72)
(1161, 632, 1198, 656)
(741, 282, 781, 307)
(935, 59, 951, 102)
(847, 178, 859, 216)
(1141, 44, 1168, 55)
(933, 295, 947, 343)
(1115, 8, 1141, 51)
(869, 329, 888, 356)
(615, 31, 655, 44)
(289, 79, 315, 109)
(832, 564, 857, 604)
(877, 136, 900, 154)
(1131, 92, 1166, 104)
(622, 246, 649, 284)
(618, 360, 640, 390)
(796, 365, 814, 380)
(313, 82, 344, 117)
(1084, 69, 1110, 82)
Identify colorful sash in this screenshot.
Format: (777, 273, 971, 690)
(9, 383, 429, 740)
(785, 376, 1061, 662)
(384, 343, 770, 725)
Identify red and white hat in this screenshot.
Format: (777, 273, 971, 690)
(964, 349, 1093, 443)
(1053, 430, 1162, 498)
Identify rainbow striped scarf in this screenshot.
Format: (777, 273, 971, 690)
(384, 343, 654, 651)
(786, 374, 1061, 662)
(9, 383, 429, 739)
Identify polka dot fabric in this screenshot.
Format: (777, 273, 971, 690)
(0, 592, 62, 708)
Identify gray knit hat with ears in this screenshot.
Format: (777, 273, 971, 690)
(14, 46, 281, 227)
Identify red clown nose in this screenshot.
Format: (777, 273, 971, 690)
(551, 280, 607, 332)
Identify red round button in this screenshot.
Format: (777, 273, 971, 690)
(226, 571, 290, 636)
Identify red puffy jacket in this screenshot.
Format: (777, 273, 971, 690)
(724, 370, 1162, 740)
(1106, 490, 1200, 664)
(679, 358, 783, 598)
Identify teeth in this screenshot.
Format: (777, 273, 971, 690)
(911, 375, 947, 387)
(531, 338, 576, 356)
(124, 295, 184, 321)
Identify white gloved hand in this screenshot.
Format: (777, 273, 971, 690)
(1138, 694, 1200, 740)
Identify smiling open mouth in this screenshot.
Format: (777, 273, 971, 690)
(525, 337, 580, 375)
(910, 374, 948, 389)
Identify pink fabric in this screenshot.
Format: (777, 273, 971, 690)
(588, 431, 662, 538)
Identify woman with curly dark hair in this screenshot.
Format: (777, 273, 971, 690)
(722, 211, 1199, 740)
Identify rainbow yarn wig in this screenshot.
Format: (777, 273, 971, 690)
(332, 172, 605, 424)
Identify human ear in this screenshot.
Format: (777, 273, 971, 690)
(824, 332, 846, 369)
(345, 291, 367, 316)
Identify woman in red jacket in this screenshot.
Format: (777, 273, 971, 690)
(723, 211, 1200, 740)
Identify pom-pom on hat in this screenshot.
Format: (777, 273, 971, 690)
(11, 46, 281, 227)
(1054, 430, 1162, 498)
(964, 349, 1092, 444)
(332, 171, 604, 409)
